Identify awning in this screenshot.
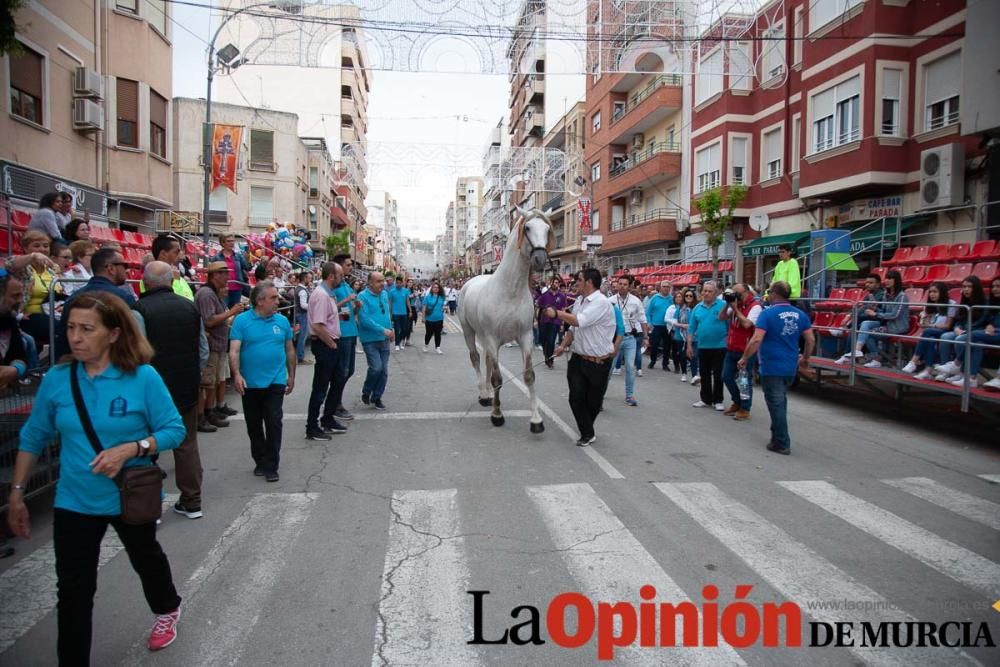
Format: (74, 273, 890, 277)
(825, 252, 859, 271)
(741, 232, 810, 258)
(796, 215, 929, 255)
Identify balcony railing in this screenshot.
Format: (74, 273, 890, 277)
(249, 215, 275, 227)
(610, 207, 681, 232)
(610, 141, 681, 178)
(610, 74, 683, 125)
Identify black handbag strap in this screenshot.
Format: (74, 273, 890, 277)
(70, 360, 105, 458)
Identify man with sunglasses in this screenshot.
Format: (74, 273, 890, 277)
(53, 247, 136, 358)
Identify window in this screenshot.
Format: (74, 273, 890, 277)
(147, 0, 167, 35)
(592, 111, 601, 134)
(149, 89, 167, 158)
(695, 143, 721, 193)
(811, 0, 864, 34)
(209, 187, 227, 212)
(249, 129, 274, 170)
(793, 7, 803, 65)
(696, 48, 723, 104)
(811, 75, 859, 152)
(762, 24, 785, 81)
(763, 128, 782, 180)
(9, 43, 43, 125)
(728, 42, 752, 92)
(309, 167, 319, 196)
(341, 85, 352, 99)
(309, 205, 318, 231)
(341, 56, 353, 68)
(612, 101, 625, 121)
(923, 51, 961, 131)
(731, 137, 747, 185)
(250, 186, 274, 226)
(791, 116, 801, 173)
(116, 78, 139, 148)
(591, 210, 600, 231)
(116, 0, 138, 13)
(880, 68, 902, 135)
(591, 161, 601, 182)
(667, 126, 675, 147)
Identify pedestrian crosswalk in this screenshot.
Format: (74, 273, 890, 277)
(0, 475, 996, 665)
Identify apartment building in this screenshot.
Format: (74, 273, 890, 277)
(584, 0, 687, 268)
(689, 0, 984, 286)
(543, 101, 588, 274)
(172, 98, 307, 234)
(480, 120, 510, 272)
(2, 0, 173, 228)
(302, 137, 342, 251)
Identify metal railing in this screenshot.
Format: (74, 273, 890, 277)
(610, 74, 682, 125)
(611, 207, 682, 232)
(610, 141, 681, 178)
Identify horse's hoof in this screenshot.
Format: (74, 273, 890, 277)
(490, 415, 505, 427)
(530, 422, 545, 434)
(478, 398, 492, 407)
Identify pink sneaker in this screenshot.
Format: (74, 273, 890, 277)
(148, 608, 180, 651)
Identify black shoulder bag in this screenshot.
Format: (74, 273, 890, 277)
(70, 360, 163, 525)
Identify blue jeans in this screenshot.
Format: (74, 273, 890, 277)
(961, 331, 1000, 374)
(294, 313, 309, 361)
(21, 332, 39, 371)
(938, 330, 959, 363)
(913, 327, 948, 366)
(856, 320, 883, 356)
(362, 339, 390, 400)
(761, 375, 796, 450)
(226, 289, 242, 308)
(722, 349, 755, 410)
(611, 334, 637, 398)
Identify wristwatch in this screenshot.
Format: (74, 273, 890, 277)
(137, 439, 151, 457)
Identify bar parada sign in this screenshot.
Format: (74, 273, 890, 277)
(837, 195, 903, 225)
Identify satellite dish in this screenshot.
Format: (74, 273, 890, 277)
(749, 211, 770, 232)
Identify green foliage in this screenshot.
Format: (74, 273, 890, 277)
(324, 230, 351, 257)
(694, 185, 748, 279)
(2, 1, 26, 57)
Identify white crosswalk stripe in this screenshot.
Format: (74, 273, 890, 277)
(977, 474, 1000, 484)
(779, 481, 1000, 598)
(370, 488, 479, 667)
(881, 477, 1000, 530)
(526, 482, 746, 666)
(655, 482, 981, 667)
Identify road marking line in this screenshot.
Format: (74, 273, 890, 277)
(978, 474, 1000, 484)
(655, 482, 980, 667)
(228, 410, 533, 421)
(526, 483, 745, 665)
(882, 477, 1000, 531)
(371, 489, 479, 667)
(779, 480, 1000, 598)
(446, 314, 624, 480)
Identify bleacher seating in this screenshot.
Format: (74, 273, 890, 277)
(911, 264, 946, 287)
(900, 246, 931, 265)
(904, 288, 925, 311)
(949, 287, 961, 302)
(969, 240, 1000, 261)
(815, 288, 846, 310)
(883, 247, 912, 266)
(971, 261, 998, 283)
(941, 263, 973, 286)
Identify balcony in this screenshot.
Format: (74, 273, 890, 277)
(606, 75, 682, 143)
(602, 209, 681, 253)
(607, 141, 681, 195)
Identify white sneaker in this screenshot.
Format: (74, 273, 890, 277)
(680, 374, 688, 383)
(436, 348, 443, 355)
(713, 403, 725, 411)
(612, 368, 622, 376)
(934, 372, 951, 382)
(914, 368, 933, 380)
(901, 361, 918, 374)
(947, 375, 977, 387)
(934, 361, 960, 376)
(636, 369, 643, 377)
(691, 375, 701, 386)
(692, 400, 708, 408)
(863, 359, 882, 369)
(505, 342, 514, 348)
(394, 345, 401, 351)
(983, 377, 1000, 390)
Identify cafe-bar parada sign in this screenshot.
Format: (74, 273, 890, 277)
(836, 196, 903, 225)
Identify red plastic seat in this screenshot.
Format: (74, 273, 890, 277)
(901, 265, 927, 286)
(815, 288, 846, 310)
(11, 210, 31, 231)
(812, 311, 834, 333)
(883, 247, 912, 266)
(968, 240, 999, 261)
(912, 264, 947, 287)
(947, 242, 970, 262)
(927, 244, 951, 263)
(870, 267, 887, 282)
(941, 263, 973, 286)
(904, 288, 925, 311)
(887, 315, 921, 345)
(900, 246, 930, 265)
(0, 231, 22, 254)
(828, 287, 864, 311)
(948, 287, 961, 303)
(971, 262, 999, 282)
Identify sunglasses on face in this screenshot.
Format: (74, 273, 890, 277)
(112, 262, 128, 268)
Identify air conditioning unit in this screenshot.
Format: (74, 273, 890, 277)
(919, 143, 965, 209)
(73, 67, 103, 98)
(632, 134, 644, 150)
(72, 98, 104, 132)
(630, 188, 643, 206)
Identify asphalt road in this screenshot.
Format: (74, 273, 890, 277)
(2, 315, 998, 666)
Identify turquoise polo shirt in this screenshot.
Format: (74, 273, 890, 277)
(423, 293, 446, 322)
(230, 309, 293, 388)
(689, 299, 728, 349)
(333, 282, 358, 337)
(19, 363, 185, 516)
(389, 286, 411, 316)
(646, 293, 671, 327)
(357, 288, 392, 344)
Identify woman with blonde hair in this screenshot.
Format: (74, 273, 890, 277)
(17, 229, 63, 345)
(7, 292, 186, 663)
(64, 240, 97, 295)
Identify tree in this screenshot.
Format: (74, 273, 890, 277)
(694, 184, 748, 283)
(1, 1, 26, 57)
(324, 230, 351, 257)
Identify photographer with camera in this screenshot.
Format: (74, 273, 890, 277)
(719, 283, 762, 420)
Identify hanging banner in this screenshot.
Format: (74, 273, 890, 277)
(210, 124, 243, 194)
(578, 196, 592, 232)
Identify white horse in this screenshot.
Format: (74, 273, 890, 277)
(458, 205, 552, 433)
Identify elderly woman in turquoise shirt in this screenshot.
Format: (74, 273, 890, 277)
(7, 292, 186, 663)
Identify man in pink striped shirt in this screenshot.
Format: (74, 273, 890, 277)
(305, 262, 348, 440)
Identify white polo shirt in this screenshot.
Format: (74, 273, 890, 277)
(613, 292, 647, 335)
(570, 291, 616, 358)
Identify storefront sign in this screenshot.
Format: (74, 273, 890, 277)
(1, 162, 108, 216)
(836, 196, 903, 225)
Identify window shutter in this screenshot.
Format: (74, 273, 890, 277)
(882, 69, 901, 99)
(732, 137, 747, 169)
(812, 88, 835, 120)
(149, 90, 167, 128)
(250, 187, 274, 219)
(709, 143, 721, 171)
(835, 76, 860, 101)
(117, 78, 138, 122)
(765, 130, 781, 163)
(924, 51, 961, 105)
(251, 129, 274, 167)
(10, 46, 43, 98)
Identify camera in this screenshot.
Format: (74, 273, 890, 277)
(723, 289, 737, 303)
